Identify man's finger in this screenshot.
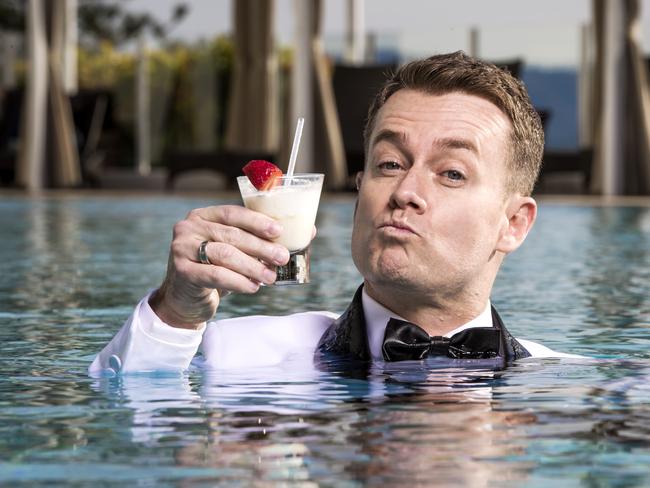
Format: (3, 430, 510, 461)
(180, 260, 263, 294)
(202, 242, 278, 286)
(201, 223, 289, 266)
(192, 205, 283, 240)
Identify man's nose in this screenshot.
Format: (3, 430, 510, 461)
(389, 170, 428, 213)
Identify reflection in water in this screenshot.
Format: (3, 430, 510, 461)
(495, 205, 650, 358)
(92, 363, 536, 486)
(5, 199, 87, 312)
(2, 197, 650, 485)
(583, 208, 650, 333)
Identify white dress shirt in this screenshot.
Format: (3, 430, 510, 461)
(362, 289, 498, 359)
(88, 288, 579, 376)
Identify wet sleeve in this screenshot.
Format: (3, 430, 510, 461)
(198, 311, 338, 370)
(88, 291, 206, 376)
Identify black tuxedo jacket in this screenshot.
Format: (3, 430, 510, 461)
(316, 286, 531, 366)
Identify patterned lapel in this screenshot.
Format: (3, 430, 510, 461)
(316, 285, 531, 363)
(316, 285, 370, 360)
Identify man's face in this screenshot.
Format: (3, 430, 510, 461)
(351, 89, 518, 300)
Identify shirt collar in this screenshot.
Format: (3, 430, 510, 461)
(361, 287, 493, 359)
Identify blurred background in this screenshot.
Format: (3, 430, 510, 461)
(1, 0, 649, 195)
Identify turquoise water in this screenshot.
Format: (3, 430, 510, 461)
(1, 194, 649, 486)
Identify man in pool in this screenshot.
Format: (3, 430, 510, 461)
(90, 51, 578, 375)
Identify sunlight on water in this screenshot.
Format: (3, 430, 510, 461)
(1, 195, 649, 486)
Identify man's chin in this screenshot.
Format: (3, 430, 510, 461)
(355, 247, 425, 288)
(366, 259, 419, 290)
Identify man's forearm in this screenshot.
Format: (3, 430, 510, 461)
(88, 291, 206, 376)
(148, 286, 213, 330)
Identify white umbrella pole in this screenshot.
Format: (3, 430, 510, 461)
(346, 0, 365, 64)
(18, 0, 48, 191)
(578, 23, 593, 149)
(136, 33, 151, 176)
(62, 0, 77, 95)
(469, 27, 480, 58)
(601, 0, 625, 195)
(291, 0, 313, 172)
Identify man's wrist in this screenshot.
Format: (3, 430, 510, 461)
(148, 288, 205, 330)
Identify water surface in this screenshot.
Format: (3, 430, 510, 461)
(1, 195, 649, 486)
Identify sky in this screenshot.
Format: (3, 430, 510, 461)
(127, 0, 650, 67)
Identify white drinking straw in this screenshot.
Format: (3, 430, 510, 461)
(286, 117, 304, 179)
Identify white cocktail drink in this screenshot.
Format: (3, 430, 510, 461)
(237, 174, 324, 284)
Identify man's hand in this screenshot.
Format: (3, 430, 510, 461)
(149, 205, 291, 329)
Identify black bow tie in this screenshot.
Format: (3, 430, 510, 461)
(382, 318, 502, 361)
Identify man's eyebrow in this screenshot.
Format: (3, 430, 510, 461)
(436, 137, 478, 154)
(370, 129, 407, 148)
(370, 130, 479, 157)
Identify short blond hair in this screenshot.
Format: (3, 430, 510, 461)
(364, 51, 544, 196)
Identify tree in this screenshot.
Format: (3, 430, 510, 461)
(0, 0, 189, 46)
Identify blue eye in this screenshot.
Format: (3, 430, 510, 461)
(443, 170, 465, 181)
(379, 161, 402, 171)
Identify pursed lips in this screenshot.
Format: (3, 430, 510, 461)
(377, 220, 418, 236)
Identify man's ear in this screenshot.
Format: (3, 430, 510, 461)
(496, 195, 537, 254)
(353, 172, 364, 218)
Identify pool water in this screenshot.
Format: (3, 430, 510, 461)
(1, 194, 649, 486)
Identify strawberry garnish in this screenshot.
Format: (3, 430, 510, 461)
(243, 160, 283, 191)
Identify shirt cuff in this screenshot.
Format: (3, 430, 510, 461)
(139, 290, 206, 346)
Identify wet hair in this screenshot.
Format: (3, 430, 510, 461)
(363, 51, 544, 196)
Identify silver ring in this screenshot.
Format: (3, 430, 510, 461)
(198, 240, 211, 265)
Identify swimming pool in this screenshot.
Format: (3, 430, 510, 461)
(1, 194, 649, 486)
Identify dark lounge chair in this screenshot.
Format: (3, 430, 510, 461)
(332, 63, 396, 182)
(165, 149, 276, 190)
(0, 88, 22, 185)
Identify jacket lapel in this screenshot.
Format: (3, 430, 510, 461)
(316, 285, 371, 360)
(490, 305, 531, 361)
(316, 284, 531, 363)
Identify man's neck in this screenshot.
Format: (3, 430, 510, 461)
(363, 280, 490, 337)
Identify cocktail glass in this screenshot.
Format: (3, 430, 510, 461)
(237, 173, 324, 285)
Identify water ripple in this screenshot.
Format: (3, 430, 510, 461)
(1, 197, 650, 485)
